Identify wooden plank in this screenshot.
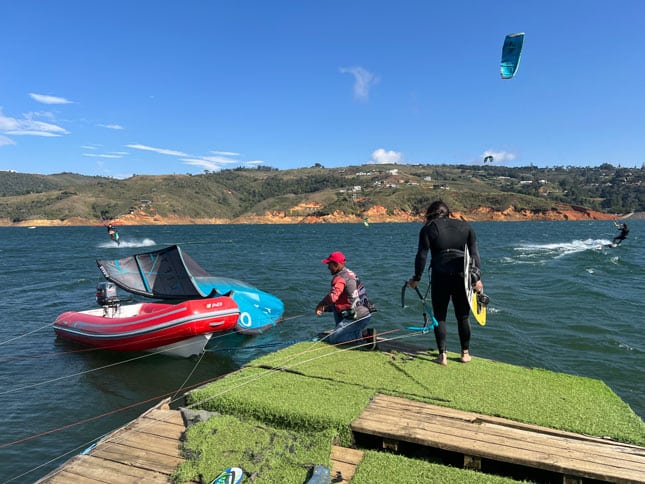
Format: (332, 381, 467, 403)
(331, 445, 364, 465)
(102, 429, 182, 457)
(352, 394, 645, 483)
(89, 441, 182, 475)
(330, 446, 364, 484)
(143, 408, 185, 427)
(42, 455, 171, 483)
(373, 395, 642, 449)
(39, 469, 106, 484)
(127, 416, 185, 440)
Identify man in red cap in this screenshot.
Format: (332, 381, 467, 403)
(315, 251, 376, 349)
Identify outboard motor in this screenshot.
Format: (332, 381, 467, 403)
(96, 282, 120, 316)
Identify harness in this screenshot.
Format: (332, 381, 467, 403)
(336, 269, 376, 317)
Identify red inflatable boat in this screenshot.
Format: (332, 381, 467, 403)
(53, 296, 240, 358)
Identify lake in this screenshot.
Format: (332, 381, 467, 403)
(0, 220, 642, 482)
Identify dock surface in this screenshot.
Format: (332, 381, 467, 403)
(352, 394, 645, 483)
(37, 393, 645, 483)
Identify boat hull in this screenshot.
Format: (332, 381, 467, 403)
(53, 297, 240, 357)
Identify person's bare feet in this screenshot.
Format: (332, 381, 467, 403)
(434, 352, 447, 366)
(460, 350, 471, 363)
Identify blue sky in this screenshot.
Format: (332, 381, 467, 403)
(1, 1, 643, 178)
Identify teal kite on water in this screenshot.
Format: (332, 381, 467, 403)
(500, 32, 525, 79)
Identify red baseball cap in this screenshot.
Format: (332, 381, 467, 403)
(322, 251, 346, 264)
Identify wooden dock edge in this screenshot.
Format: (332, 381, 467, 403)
(36, 398, 187, 483)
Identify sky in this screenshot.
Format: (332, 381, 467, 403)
(1, 0, 644, 178)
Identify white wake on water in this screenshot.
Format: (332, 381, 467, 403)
(515, 238, 613, 259)
(97, 238, 157, 248)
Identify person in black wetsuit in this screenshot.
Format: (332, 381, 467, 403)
(407, 201, 484, 366)
(612, 222, 629, 245)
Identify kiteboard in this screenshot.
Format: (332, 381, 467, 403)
(464, 245, 486, 326)
(500, 32, 525, 79)
(212, 466, 243, 484)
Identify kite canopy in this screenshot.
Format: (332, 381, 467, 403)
(500, 32, 525, 79)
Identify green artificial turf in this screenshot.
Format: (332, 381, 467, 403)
(176, 341, 645, 482)
(174, 414, 335, 483)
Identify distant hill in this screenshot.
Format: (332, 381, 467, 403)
(0, 163, 642, 224)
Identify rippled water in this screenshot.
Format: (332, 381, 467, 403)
(0, 221, 642, 482)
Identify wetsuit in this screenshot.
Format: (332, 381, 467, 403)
(318, 267, 371, 344)
(412, 217, 481, 354)
(613, 224, 629, 245)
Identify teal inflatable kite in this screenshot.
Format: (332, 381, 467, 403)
(500, 32, 525, 79)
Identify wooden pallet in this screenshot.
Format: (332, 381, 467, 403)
(351, 394, 645, 484)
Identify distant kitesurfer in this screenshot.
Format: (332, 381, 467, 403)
(612, 222, 629, 246)
(315, 251, 377, 349)
(407, 201, 483, 365)
(106, 223, 120, 245)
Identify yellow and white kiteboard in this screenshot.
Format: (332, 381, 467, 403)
(464, 245, 487, 326)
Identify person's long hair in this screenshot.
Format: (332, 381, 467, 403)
(424, 201, 450, 225)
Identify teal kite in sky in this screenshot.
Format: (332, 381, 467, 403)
(500, 32, 525, 79)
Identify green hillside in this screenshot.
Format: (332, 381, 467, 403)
(0, 163, 642, 223)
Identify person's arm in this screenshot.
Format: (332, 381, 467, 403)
(467, 229, 484, 293)
(316, 276, 345, 315)
(409, 227, 430, 288)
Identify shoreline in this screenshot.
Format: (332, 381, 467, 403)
(0, 205, 626, 228)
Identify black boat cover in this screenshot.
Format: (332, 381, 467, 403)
(97, 245, 212, 299)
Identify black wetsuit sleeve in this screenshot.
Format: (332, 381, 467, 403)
(413, 225, 430, 281)
(467, 228, 482, 281)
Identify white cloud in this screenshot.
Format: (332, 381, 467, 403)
(181, 152, 243, 171)
(211, 150, 240, 157)
(29, 93, 73, 104)
(182, 158, 227, 171)
(480, 150, 516, 163)
(98, 123, 124, 130)
(126, 143, 251, 172)
(0, 135, 15, 146)
(339, 66, 379, 101)
(371, 148, 402, 164)
(0, 111, 19, 131)
(126, 143, 189, 157)
(0, 108, 69, 138)
(83, 153, 125, 159)
(199, 154, 239, 164)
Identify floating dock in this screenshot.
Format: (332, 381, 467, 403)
(36, 338, 645, 483)
(38, 394, 645, 483)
